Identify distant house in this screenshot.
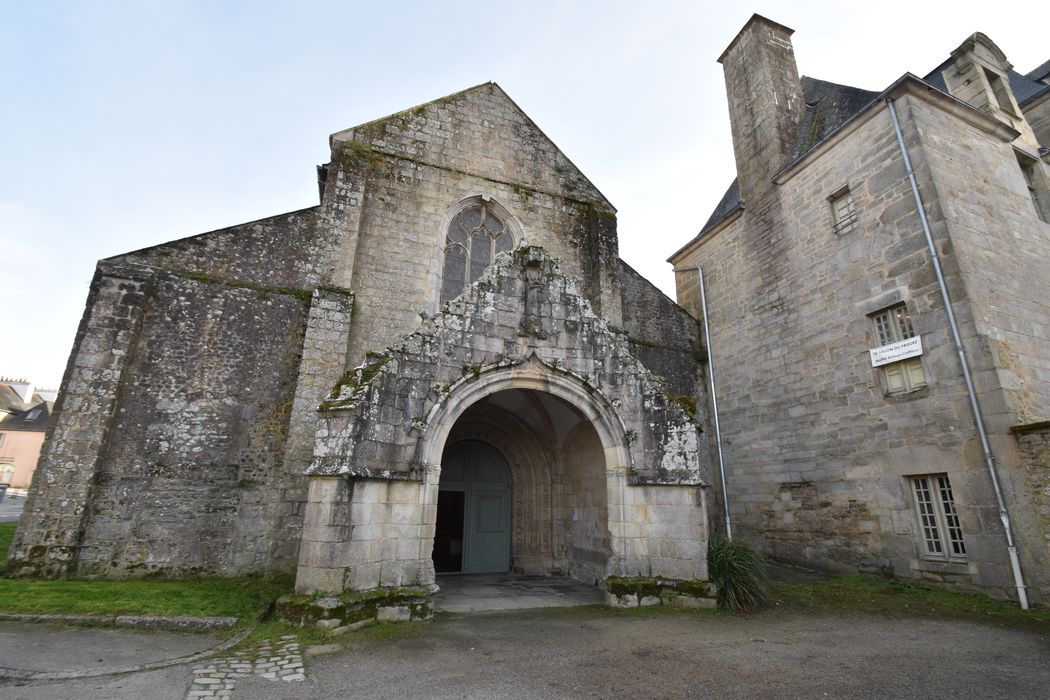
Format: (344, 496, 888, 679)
(0, 379, 54, 491)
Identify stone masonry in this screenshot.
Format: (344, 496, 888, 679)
(12, 82, 711, 606)
(297, 246, 708, 595)
(671, 15, 1050, 603)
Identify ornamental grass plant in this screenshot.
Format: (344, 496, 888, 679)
(707, 534, 769, 612)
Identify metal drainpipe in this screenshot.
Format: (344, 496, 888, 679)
(887, 97, 1029, 609)
(693, 265, 733, 540)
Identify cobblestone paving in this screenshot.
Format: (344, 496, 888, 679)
(186, 636, 305, 698)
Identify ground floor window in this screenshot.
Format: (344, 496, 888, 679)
(909, 474, 966, 562)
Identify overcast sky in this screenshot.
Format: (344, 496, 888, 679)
(2, 1, 1047, 389)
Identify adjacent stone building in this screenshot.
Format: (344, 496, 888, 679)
(10, 84, 711, 607)
(671, 16, 1050, 605)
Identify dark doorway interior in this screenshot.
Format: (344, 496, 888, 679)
(433, 490, 465, 573)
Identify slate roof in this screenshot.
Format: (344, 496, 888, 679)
(0, 401, 51, 433)
(695, 77, 878, 239)
(692, 51, 1050, 243)
(0, 385, 25, 414)
(791, 78, 881, 162)
(1028, 59, 1050, 85)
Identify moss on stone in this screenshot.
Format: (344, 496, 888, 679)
(605, 576, 712, 604)
(174, 270, 313, 303)
(319, 356, 393, 410)
(666, 394, 698, 419)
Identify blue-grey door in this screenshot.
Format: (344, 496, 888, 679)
(439, 440, 511, 573)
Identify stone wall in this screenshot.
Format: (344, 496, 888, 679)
(1022, 92, 1050, 147)
(328, 84, 623, 369)
(11, 263, 154, 576)
(74, 272, 308, 576)
(1013, 421, 1050, 603)
(619, 260, 704, 400)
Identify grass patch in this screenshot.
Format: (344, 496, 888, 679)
(0, 522, 14, 559)
(772, 575, 1049, 627)
(234, 619, 332, 649)
(0, 572, 293, 620)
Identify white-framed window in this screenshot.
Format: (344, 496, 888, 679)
(829, 187, 857, 235)
(871, 304, 926, 393)
(440, 202, 514, 302)
(909, 474, 966, 562)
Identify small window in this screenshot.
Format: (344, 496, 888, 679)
(1016, 152, 1050, 223)
(440, 202, 514, 302)
(0, 434, 5, 448)
(829, 187, 857, 235)
(909, 474, 966, 562)
(870, 305, 926, 393)
(24, 410, 41, 421)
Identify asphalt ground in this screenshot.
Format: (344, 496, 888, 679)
(1, 605, 1047, 699)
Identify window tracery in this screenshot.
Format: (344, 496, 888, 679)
(440, 203, 514, 301)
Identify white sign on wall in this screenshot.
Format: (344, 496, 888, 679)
(869, 336, 923, 367)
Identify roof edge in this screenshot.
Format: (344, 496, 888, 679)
(667, 205, 744, 264)
(717, 14, 795, 64)
(329, 82, 615, 211)
(772, 74, 1020, 185)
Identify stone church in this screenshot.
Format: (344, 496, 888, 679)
(11, 79, 712, 608)
(11, 14, 1050, 610)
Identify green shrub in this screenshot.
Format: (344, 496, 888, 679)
(708, 535, 769, 612)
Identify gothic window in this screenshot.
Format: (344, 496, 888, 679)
(440, 203, 514, 301)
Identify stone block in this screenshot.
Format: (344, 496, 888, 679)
(376, 605, 412, 622)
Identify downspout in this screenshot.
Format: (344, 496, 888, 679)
(694, 265, 733, 540)
(886, 97, 1029, 609)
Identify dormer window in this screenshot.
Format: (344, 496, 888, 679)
(440, 202, 514, 302)
(983, 67, 1017, 116)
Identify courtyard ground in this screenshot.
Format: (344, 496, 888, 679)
(2, 599, 1047, 699)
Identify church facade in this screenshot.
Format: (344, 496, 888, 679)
(11, 83, 712, 605)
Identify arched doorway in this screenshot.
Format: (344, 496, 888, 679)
(434, 440, 512, 574)
(430, 383, 614, 586)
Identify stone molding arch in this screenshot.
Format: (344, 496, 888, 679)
(416, 358, 632, 476)
(437, 194, 528, 248)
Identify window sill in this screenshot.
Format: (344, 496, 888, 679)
(912, 558, 971, 576)
(884, 385, 929, 402)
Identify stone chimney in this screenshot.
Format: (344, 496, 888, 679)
(718, 15, 804, 203)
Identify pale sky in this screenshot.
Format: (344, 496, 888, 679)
(2, 1, 1047, 389)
